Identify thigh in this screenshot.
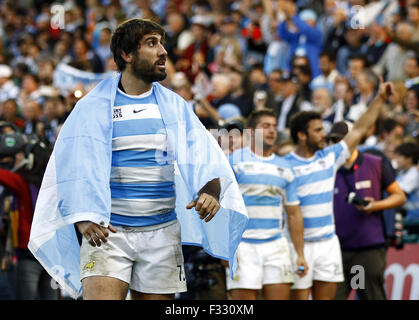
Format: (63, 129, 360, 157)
(313, 236, 344, 284)
(129, 290, 174, 300)
(290, 288, 311, 300)
(312, 280, 338, 300)
(131, 221, 187, 294)
(263, 238, 295, 286)
(225, 242, 263, 291)
(263, 283, 291, 300)
(80, 229, 134, 286)
(290, 241, 314, 290)
(82, 276, 129, 300)
(230, 289, 259, 300)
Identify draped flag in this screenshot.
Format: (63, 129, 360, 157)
(28, 73, 248, 298)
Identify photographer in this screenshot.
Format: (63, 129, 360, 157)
(0, 127, 56, 299)
(329, 121, 406, 300)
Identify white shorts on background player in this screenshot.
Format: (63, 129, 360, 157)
(225, 237, 294, 290)
(80, 220, 187, 294)
(288, 234, 344, 289)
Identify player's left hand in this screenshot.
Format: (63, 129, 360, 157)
(296, 255, 309, 278)
(186, 193, 220, 222)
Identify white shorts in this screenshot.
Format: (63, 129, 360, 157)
(289, 234, 344, 290)
(225, 237, 294, 290)
(80, 220, 187, 294)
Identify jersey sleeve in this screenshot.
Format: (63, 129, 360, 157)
(397, 168, 419, 194)
(283, 168, 300, 206)
(327, 140, 350, 169)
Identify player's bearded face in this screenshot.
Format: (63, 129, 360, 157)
(306, 119, 326, 151)
(131, 47, 167, 83)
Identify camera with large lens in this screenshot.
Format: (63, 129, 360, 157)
(345, 192, 370, 207)
(0, 130, 51, 187)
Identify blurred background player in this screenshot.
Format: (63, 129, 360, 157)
(225, 109, 307, 300)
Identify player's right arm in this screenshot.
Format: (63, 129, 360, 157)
(344, 80, 394, 154)
(285, 204, 308, 277)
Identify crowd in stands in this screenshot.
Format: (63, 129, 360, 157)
(0, 0, 418, 299)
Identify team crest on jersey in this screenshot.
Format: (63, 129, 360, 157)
(318, 159, 327, 168)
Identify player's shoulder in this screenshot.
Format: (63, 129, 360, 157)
(229, 147, 251, 164)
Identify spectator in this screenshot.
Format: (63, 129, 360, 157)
(94, 27, 113, 68)
(404, 54, 419, 90)
(68, 38, 104, 73)
(209, 73, 241, 121)
(176, 15, 211, 82)
(52, 40, 72, 66)
(18, 73, 41, 108)
(217, 15, 247, 71)
(0, 65, 19, 103)
(407, 3, 419, 41)
(336, 27, 364, 75)
(293, 64, 313, 102)
(395, 142, 419, 223)
(266, 69, 284, 109)
(330, 121, 406, 300)
(310, 50, 340, 92)
(347, 69, 379, 122)
(277, 2, 323, 77)
(21, 99, 42, 135)
(332, 76, 355, 122)
(402, 88, 419, 135)
(227, 67, 254, 118)
(164, 11, 192, 65)
(0, 99, 25, 130)
(347, 53, 368, 88)
(373, 22, 416, 81)
(310, 87, 335, 133)
(361, 22, 388, 68)
(276, 71, 306, 132)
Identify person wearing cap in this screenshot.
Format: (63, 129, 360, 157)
(284, 79, 396, 300)
(329, 121, 406, 300)
(0, 65, 19, 103)
(276, 71, 307, 132)
(277, 2, 323, 77)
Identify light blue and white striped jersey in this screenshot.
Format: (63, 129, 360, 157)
(283, 141, 350, 241)
(396, 166, 419, 220)
(110, 87, 176, 228)
(229, 147, 299, 243)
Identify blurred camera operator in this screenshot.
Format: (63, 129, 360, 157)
(0, 126, 57, 300)
(329, 121, 406, 300)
